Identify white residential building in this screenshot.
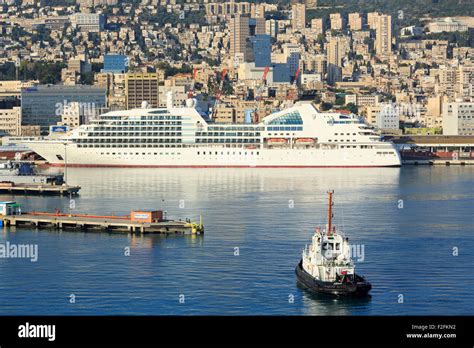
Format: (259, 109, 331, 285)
(376, 103, 399, 130)
(442, 101, 474, 135)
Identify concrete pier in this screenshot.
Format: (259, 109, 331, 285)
(0, 184, 80, 195)
(2, 213, 204, 235)
(403, 159, 473, 165)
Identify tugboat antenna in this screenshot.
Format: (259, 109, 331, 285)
(327, 190, 334, 236)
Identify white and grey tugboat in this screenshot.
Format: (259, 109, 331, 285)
(295, 191, 371, 297)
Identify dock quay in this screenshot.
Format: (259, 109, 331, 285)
(403, 159, 474, 165)
(0, 203, 204, 235)
(385, 135, 474, 165)
(0, 183, 80, 195)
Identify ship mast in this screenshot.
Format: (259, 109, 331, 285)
(327, 190, 334, 236)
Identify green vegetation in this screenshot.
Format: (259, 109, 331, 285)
(404, 127, 442, 135)
(302, 0, 474, 34)
(155, 61, 193, 78)
(0, 63, 17, 81)
(0, 61, 65, 84)
(304, 0, 474, 18)
(338, 103, 358, 114)
(320, 102, 333, 111)
(140, 7, 207, 27)
(401, 31, 474, 48)
(19, 61, 65, 84)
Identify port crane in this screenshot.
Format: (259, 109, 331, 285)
(252, 66, 270, 123)
(211, 68, 228, 119)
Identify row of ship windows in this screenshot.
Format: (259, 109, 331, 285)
(329, 121, 358, 124)
(93, 151, 263, 156)
(196, 139, 259, 143)
(197, 151, 260, 156)
(85, 124, 182, 131)
(76, 139, 183, 143)
(208, 126, 265, 131)
(267, 133, 295, 136)
(99, 152, 182, 156)
(81, 132, 183, 137)
(335, 133, 358, 136)
(99, 116, 182, 121)
(196, 132, 261, 137)
(328, 139, 357, 142)
(77, 144, 183, 148)
(266, 126, 303, 131)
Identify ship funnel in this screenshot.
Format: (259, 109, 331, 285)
(166, 91, 174, 109)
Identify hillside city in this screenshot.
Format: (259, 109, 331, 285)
(0, 0, 473, 139)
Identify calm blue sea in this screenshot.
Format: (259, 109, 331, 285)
(0, 166, 472, 315)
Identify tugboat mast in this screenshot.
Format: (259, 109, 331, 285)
(327, 190, 334, 236)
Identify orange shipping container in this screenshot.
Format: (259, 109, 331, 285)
(131, 210, 163, 222)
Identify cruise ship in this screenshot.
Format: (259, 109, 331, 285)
(23, 98, 401, 168)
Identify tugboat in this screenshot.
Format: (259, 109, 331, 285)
(295, 191, 371, 297)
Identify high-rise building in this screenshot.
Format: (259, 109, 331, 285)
(229, 15, 265, 61)
(103, 55, 129, 73)
(250, 4, 265, 18)
(348, 13, 363, 31)
(311, 18, 325, 35)
(283, 43, 301, 76)
(330, 13, 344, 31)
(367, 12, 380, 30)
(230, 15, 249, 60)
(248, 35, 272, 68)
(206, 1, 252, 18)
(326, 37, 348, 85)
(291, 3, 306, 31)
(266, 19, 278, 38)
(375, 14, 392, 60)
(125, 73, 161, 109)
(21, 85, 106, 129)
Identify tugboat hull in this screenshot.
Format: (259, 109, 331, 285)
(295, 261, 371, 297)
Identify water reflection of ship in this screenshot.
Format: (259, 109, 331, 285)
(298, 281, 372, 316)
(61, 167, 401, 198)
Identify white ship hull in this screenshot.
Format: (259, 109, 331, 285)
(26, 141, 401, 167)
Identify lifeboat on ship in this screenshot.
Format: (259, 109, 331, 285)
(267, 138, 287, 146)
(295, 138, 316, 145)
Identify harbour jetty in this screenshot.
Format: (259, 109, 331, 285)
(385, 135, 474, 165)
(0, 202, 204, 235)
(0, 182, 80, 195)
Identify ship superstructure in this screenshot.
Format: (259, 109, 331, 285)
(23, 99, 401, 167)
